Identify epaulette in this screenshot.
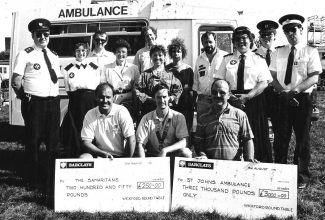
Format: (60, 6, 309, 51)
(275, 45, 285, 49)
(24, 47, 34, 53)
(252, 48, 257, 52)
(223, 53, 233, 57)
(255, 52, 265, 59)
(308, 44, 317, 48)
(64, 63, 74, 71)
(89, 62, 98, 70)
(49, 49, 58, 56)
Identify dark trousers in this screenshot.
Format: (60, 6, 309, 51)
(21, 95, 60, 196)
(273, 93, 312, 183)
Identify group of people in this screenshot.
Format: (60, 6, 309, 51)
(11, 13, 321, 206)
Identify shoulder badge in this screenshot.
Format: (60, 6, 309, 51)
(223, 53, 233, 57)
(64, 63, 74, 71)
(49, 49, 58, 56)
(89, 62, 98, 70)
(275, 45, 285, 49)
(24, 47, 34, 53)
(255, 52, 265, 59)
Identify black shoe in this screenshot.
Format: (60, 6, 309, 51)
(298, 182, 308, 189)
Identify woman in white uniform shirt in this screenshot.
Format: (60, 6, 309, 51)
(102, 39, 140, 121)
(216, 26, 273, 163)
(62, 42, 101, 157)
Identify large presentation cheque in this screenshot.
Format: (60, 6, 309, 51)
(172, 158, 297, 219)
(55, 158, 171, 212)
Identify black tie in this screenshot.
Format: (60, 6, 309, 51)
(266, 49, 271, 66)
(284, 46, 295, 85)
(237, 54, 245, 93)
(42, 49, 58, 83)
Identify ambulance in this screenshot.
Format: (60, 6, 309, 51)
(9, 0, 238, 126)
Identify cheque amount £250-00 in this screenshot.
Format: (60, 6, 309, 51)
(137, 181, 164, 189)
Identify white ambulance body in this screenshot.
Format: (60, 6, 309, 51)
(9, 0, 237, 126)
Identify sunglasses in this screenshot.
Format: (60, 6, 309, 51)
(35, 32, 50, 38)
(283, 26, 299, 34)
(260, 33, 274, 38)
(211, 90, 227, 97)
(95, 38, 107, 43)
(75, 49, 87, 53)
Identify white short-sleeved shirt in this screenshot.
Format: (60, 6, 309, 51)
(193, 49, 227, 95)
(88, 49, 115, 68)
(133, 46, 152, 73)
(102, 61, 140, 104)
(13, 45, 61, 97)
(216, 50, 273, 91)
(63, 60, 101, 92)
(81, 104, 135, 157)
(269, 43, 322, 93)
(136, 108, 189, 156)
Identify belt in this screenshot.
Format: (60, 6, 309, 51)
(231, 89, 251, 94)
(114, 88, 132, 94)
(24, 93, 58, 101)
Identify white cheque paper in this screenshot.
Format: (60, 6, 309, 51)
(55, 158, 170, 212)
(172, 158, 297, 219)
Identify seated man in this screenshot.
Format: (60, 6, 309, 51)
(194, 79, 257, 162)
(80, 82, 136, 158)
(136, 83, 192, 158)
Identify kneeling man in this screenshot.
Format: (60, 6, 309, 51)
(136, 83, 192, 158)
(194, 79, 256, 162)
(81, 82, 136, 158)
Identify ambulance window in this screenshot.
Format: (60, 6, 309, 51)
(87, 23, 100, 33)
(48, 36, 91, 57)
(0, 68, 2, 74)
(51, 25, 68, 34)
(3, 68, 6, 74)
(198, 26, 234, 54)
(68, 24, 87, 33)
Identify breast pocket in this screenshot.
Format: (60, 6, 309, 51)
(296, 58, 308, 74)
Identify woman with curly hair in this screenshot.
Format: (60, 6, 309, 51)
(135, 44, 183, 122)
(166, 38, 195, 131)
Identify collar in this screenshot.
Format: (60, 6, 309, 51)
(33, 44, 47, 52)
(75, 60, 88, 69)
(208, 103, 231, 116)
(153, 108, 172, 121)
(290, 42, 304, 50)
(95, 104, 116, 118)
(260, 46, 275, 53)
(235, 50, 253, 59)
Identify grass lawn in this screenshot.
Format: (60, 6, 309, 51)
(0, 92, 324, 220)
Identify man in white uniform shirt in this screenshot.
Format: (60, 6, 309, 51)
(193, 31, 227, 120)
(269, 14, 322, 189)
(11, 18, 61, 205)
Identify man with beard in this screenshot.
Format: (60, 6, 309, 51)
(194, 79, 256, 161)
(11, 18, 61, 206)
(269, 14, 322, 189)
(136, 83, 192, 158)
(133, 26, 157, 73)
(193, 31, 227, 121)
(80, 82, 136, 158)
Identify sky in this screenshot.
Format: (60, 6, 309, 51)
(0, 0, 324, 51)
